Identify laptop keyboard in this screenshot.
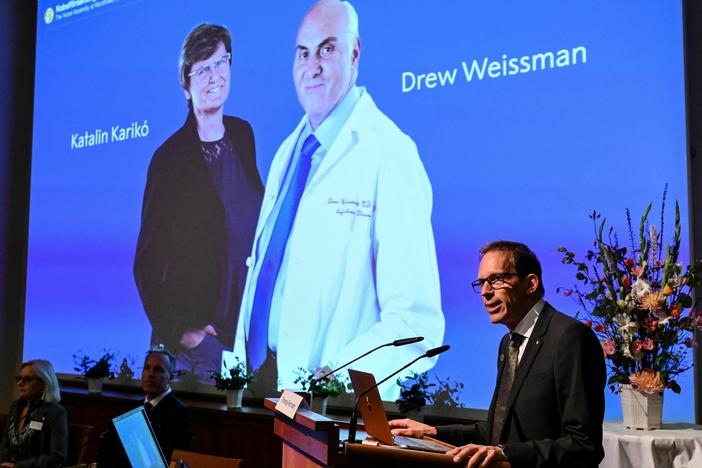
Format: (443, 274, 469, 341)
(393, 435, 449, 453)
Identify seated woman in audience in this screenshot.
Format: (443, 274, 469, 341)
(0, 360, 67, 468)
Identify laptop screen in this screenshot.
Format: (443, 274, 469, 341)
(348, 369, 395, 445)
(112, 406, 169, 468)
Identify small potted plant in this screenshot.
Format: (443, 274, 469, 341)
(73, 350, 116, 394)
(395, 371, 435, 421)
(430, 375, 465, 410)
(115, 355, 136, 384)
(210, 358, 254, 409)
(294, 367, 346, 415)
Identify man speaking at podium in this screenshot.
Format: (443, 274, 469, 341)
(229, 0, 444, 399)
(390, 241, 605, 468)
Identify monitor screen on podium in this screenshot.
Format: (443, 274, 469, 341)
(25, 1, 691, 421)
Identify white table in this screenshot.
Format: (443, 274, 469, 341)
(601, 421, 702, 468)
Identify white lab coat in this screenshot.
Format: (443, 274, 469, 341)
(229, 90, 444, 399)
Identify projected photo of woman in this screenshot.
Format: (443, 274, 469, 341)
(134, 24, 263, 379)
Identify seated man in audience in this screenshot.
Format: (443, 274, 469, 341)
(95, 348, 193, 465)
(389, 241, 606, 468)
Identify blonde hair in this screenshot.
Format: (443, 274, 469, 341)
(22, 359, 61, 403)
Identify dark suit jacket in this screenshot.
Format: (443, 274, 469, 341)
(437, 303, 605, 468)
(147, 391, 193, 461)
(134, 112, 263, 349)
(96, 391, 193, 466)
(0, 399, 67, 468)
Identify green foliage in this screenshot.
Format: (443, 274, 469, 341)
(210, 358, 254, 391)
(395, 372, 465, 414)
(73, 350, 116, 379)
(293, 367, 346, 398)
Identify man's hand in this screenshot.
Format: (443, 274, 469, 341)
(1, 463, 15, 467)
(446, 444, 506, 467)
(180, 325, 218, 349)
(388, 418, 437, 438)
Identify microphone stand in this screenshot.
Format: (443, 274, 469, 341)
(308, 337, 423, 405)
(346, 344, 450, 444)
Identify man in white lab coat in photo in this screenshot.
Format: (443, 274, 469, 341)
(229, 0, 444, 399)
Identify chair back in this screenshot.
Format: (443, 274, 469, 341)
(170, 449, 242, 468)
(66, 423, 94, 465)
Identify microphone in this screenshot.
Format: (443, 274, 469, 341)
(347, 344, 450, 443)
(309, 337, 424, 393)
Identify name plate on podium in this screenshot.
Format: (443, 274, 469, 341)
(276, 390, 305, 419)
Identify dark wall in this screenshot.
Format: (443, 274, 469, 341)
(684, 0, 702, 424)
(0, 0, 35, 408)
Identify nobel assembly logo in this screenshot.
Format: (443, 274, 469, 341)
(44, 7, 55, 24)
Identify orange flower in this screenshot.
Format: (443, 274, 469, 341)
(624, 258, 635, 269)
(640, 291, 661, 311)
(671, 307, 681, 318)
(629, 369, 664, 394)
(662, 284, 674, 296)
(621, 276, 631, 288)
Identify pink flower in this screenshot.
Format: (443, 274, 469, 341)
(600, 339, 616, 356)
(642, 338, 654, 351)
(631, 265, 645, 277)
(644, 316, 658, 331)
(632, 340, 644, 354)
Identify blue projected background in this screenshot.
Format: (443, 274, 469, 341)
(26, 0, 691, 421)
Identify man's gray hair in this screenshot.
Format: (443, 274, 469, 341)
(22, 359, 61, 403)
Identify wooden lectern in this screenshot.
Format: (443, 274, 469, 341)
(264, 398, 509, 467)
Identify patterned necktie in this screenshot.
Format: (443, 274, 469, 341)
(246, 134, 321, 371)
(491, 332, 524, 445)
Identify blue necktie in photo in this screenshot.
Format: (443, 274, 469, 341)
(246, 134, 320, 371)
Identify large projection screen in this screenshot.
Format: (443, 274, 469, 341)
(26, 0, 692, 421)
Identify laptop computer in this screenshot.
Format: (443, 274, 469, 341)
(348, 369, 450, 453)
(112, 406, 169, 468)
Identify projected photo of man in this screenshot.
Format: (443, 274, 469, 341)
(231, 0, 444, 399)
(134, 24, 263, 379)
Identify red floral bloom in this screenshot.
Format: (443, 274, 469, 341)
(624, 258, 634, 269)
(644, 316, 658, 331)
(594, 324, 605, 333)
(621, 276, 631, 288)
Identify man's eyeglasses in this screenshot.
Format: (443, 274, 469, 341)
(470, 272, 520, 293)
(15, 376, 39, 384)
(188, 53, 231, 81)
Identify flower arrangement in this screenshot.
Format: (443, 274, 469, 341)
(293, 366, 346, 398)
(559, 194, 702, 394)
(73, 350, 116, 379)
(395, 372, 465, 414)
(210, 358, 255, 391)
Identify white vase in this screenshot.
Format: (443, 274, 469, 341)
(225, 389, 244, 409)
(87, 377, 104, 394)
(310, 396, 329, 415)
(620, 384, 663, 430)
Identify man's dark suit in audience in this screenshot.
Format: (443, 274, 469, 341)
(95, 349, 193, 466)
(389, 241, 606, 468)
